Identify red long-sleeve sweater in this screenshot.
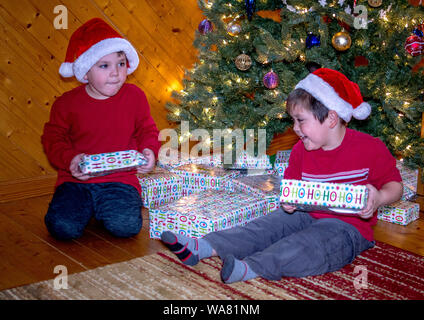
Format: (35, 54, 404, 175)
(42, 83, 161, 194)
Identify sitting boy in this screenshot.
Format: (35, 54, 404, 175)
(42, 18, 160, 240)
(161, 68, 403, 283)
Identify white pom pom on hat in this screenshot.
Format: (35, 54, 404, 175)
(59, 18, 139, 83)
(295, 68, 371, 122)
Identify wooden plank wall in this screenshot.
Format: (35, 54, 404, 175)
(0, 0, 205, 201)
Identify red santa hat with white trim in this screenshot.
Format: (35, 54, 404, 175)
(59, 18, 139, 83)
(295, 68, 371, 122)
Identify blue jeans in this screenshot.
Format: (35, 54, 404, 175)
(45, 182, 142, 240)
(204, 209, 374, 280)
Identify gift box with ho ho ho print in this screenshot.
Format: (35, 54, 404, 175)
(280, 179, 368, 214)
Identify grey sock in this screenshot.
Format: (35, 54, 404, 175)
(221, 255, 258, 284)
(161, 231, 213, 266)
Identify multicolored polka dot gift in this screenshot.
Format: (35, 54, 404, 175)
(171, 164, 240, 196)
(280, 179, 368, 215)
(138, 167, 183, 210)
(79, 150, 147, 176)
(149, 189, 269, 239)
(377, 200, 420, 226)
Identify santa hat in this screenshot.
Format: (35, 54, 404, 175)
(59, 18, 139, 83)
(295, 68, 371, 122)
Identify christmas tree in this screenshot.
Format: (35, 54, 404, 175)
(165, 0, 424, 170)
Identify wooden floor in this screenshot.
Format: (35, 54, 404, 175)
(0, 194, 423, 291)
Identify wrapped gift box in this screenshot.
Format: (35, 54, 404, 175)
(233, 175, 281, 212)
(138, 167, 183, 209)
(280, 179, 368, 214)
(157, 148, 191, 170)
(171, 164, 240, 196)
(274, 150, 291, 177)
(157, 148, 222, 170)
(149, 189, 269, 239)
(237, 168, 276, 176)
(188, 153, 222, 167)
(396, 160, 418, 193)
(228, 151, 272, 170)
(79, 150, 147, 176)
(377, 200, 420, 226)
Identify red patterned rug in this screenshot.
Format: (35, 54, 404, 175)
(0, 241, 423, 300)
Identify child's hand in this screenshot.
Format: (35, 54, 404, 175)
(358, 184, 379, 220)
(281, 203, 296, 213)
(358, 182, 403, 220)
(137, 148, 156, 174)
(69, 153, 91, 181)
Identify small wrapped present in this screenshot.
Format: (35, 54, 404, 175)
(401, 185, 417, 201)
(138, 167, 183, 209)
(396, 160, 418, 193)
(228, 151, 272, 170)
(377, 200, 420, 226)
(280, 179, 368, 214)
(149, 189, 269, 239)
(233, 175, 281, 212)
(79, 150, 147, 176)
(274, 150, 291, 177)
(171, 164, 240, 196)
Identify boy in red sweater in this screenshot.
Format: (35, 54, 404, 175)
(161, 68, 403, 284)
(42, 18, 160, 240)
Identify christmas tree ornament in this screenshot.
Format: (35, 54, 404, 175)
(263, 70, 279, 89)
(354, 55, 369, 67)
(413, 24, 424, 37)
(235, 53, 252, 71)
(332, 30, 352, 51)
(368, 0, 383, 7)
(227, 23, 242, 36)
(413, 28, 424, 38)
(404, 35, 424, 57)
(198, 19, 213, 35)
(245, 0, 256, 21)
(306, 33, 321, 49)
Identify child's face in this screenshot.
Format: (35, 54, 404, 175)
(289, 104, 332, 151)
(84, 52, 128, 99)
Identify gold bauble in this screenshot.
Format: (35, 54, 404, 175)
(368, 0, 383, 7)
(235, 53, 252, 71)
(332, 30, 352, 51)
